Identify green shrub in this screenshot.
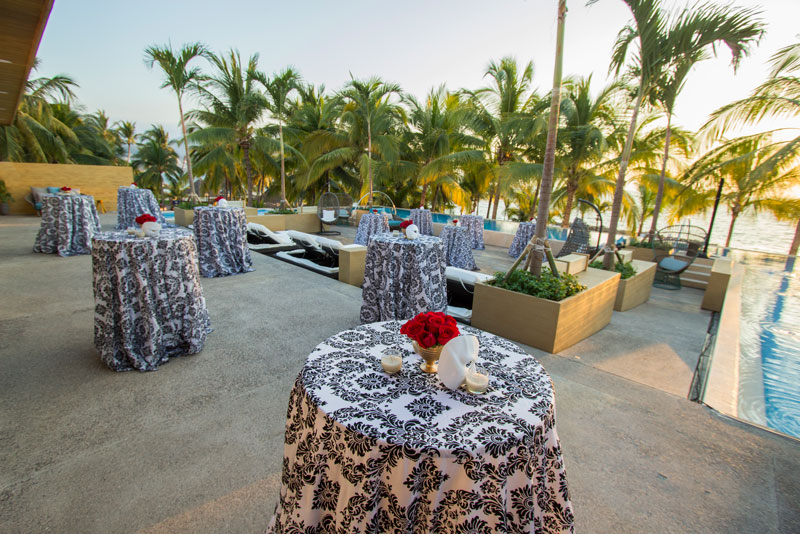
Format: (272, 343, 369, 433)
(271, 208, 296, 214)
(0, 180, 12, 203)
(589, 260, 637, 279)
(487, 269, 587, 301)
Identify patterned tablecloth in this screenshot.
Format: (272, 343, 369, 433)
(439, 225, 478, 270)
(354, 212, 390, 245)
(360, 234, 447, 323)
(410, 208, 434, 236)
(33, 194, 101, 257)
(92, 228, 211, 371)
(268, 321, 574, 533)
(509, 221, 537, 258)
(193, 206, 253, 278)
(460, 214, 485, 249)
(116, 187, 166, 230)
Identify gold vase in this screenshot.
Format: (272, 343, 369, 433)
(413, 341, 442, 373)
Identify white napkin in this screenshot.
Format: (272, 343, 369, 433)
(141, 221, 161, 237)
(217, 198, 228, 207)
(406, 224, 420, 240)
(437, 335, 479, 390)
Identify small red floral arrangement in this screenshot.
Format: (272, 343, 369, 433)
(135, 214, 157, 226)
(400, 312, 460, 349)
(452, 219, 458, 225)
(131, 182, 137, 187)
(373, 209, 379, 213)
(60, 186, 71, 192)
(214, 195, 225, 203)
(399, 220, 413, 230)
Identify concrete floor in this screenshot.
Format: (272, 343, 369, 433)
(1, 215, 798, 534)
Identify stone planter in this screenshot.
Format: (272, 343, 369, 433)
(614, 260, 657, 312)
(174, 207, 195, 227)
(472, 267, 620, 354)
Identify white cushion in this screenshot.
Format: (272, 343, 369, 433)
(315, 236, 343, 250)
(445, 266, 493, 285)
(247, 222, 293, 245)
(287, 230, 320, 248)
(322, 209, 336, 222)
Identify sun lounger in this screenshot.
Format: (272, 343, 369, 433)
(445, 266, 494, 323)
(247, 223, 299, 253)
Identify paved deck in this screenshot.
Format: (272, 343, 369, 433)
(1, 215, 798, 533)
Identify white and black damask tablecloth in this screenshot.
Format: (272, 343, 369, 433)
(92, 228, 211, 371)
(359, 234, 447, 323)
(267, 321, 574, 534)
(509, 221, 537, 258)
(193, 206, 254, 278)
(354, 212, 390, 245)
(460, 214, 485, 250)
(116, 187, 166, 230)
(439, 225, 478, 271)
(33, 194, 101, 257)
(410, 208, 434, 236)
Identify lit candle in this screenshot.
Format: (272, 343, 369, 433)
(381, 353, 402, 374)
(465, 365, 489, 394)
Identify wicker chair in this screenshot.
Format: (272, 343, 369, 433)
(652, 224, 707, 290)
(317, 192, 341, 235)
(556, 218, 592, 258)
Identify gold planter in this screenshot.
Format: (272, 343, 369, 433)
(413, 341, 442, 373)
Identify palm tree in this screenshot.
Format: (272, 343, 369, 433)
(645, 3, 764, 242)
(261, 67, 301, 208)
(191, 50, 273, 206)
(595, 0, 762, 268)
(463, 57, 544, 219)
(0, 62, 79, 163)
(115, 120, 137, 163)
(682, 132, 800, 248)
(530, 0, 567, 275)
(144, 42, 209, 199)
(132, 130, 182, 200)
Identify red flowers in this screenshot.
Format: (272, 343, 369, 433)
(399, 220, 413, 230)
(60, 186, 71, 191)
(400, 312, 460, 349)
(214, 195, 225, 202)
(452, 219, 458, 225)
(135, 214, 157, 225)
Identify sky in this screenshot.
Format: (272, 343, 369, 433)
(34, 0, 800, 142)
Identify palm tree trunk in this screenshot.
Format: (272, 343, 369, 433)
(530, 0, 566, 276)
(177, 96, 197, 199)
(279, 121, 287, 208)
(486, 189, 493, 218)
(491, 181, 501, 219)
(127, 142, 132, 164)
(648, 113, 672, 242)
(789, 219, 800, 257)
(242, 142, 255, 206)
(725, 208, 740, 248)
(562, 181, 576, 229)
(367, 118, 373, 208)
(420, 183, 429, 207)
(603, 85, 645, 270)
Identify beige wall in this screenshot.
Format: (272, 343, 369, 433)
(0, 162, 133, 215)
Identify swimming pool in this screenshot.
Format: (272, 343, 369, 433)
(162, 208, 270, 220)
(735, 252, 800, 440)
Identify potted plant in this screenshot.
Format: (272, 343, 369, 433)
(0, 180, 12, 215)
(589, 259, 657, 312)
(472, 266, 620, 354)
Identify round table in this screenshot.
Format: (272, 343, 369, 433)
(33, 194, 101, 257)
(92, 228, 211, 371)
(359, 234, 447, 323)
(439, 224, 478, 270)
(354, 212, 390, 245)
(116, 187, 166, 230)
(410, 208, 434, 236)
(193, 206, 253, 278)
(509, 221, 537, 258)
(267, 321, 574, 533)
(460, 214, 485, 249)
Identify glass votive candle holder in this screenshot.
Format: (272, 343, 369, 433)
(381, 350, 402, 375)
(465, 364, 489, 394)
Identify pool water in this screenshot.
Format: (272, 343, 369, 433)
(162, 208, 269, 220)
(736, 252, 800, 440)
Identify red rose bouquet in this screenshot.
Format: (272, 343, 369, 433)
(399, 220, 413, 230)
(452, 219, 458, 225)
(400, 312, 460, 349)
(60, 186, 71, 192)
(135, 214, 157, 226)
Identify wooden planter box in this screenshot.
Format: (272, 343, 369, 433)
(245, 212, 320, 233)
(174, 207, 194, 227)
(472, 267, 620, 354)
(629, 246, 656, 261)
(614, 260, 657, 312)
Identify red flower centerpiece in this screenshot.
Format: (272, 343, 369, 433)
(452, 219, 458, 225)
(400, 311, 460, 372)
(135, 214, 157, 226)
(399, 219, 413, 237)
(60, 186, 71, 193)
